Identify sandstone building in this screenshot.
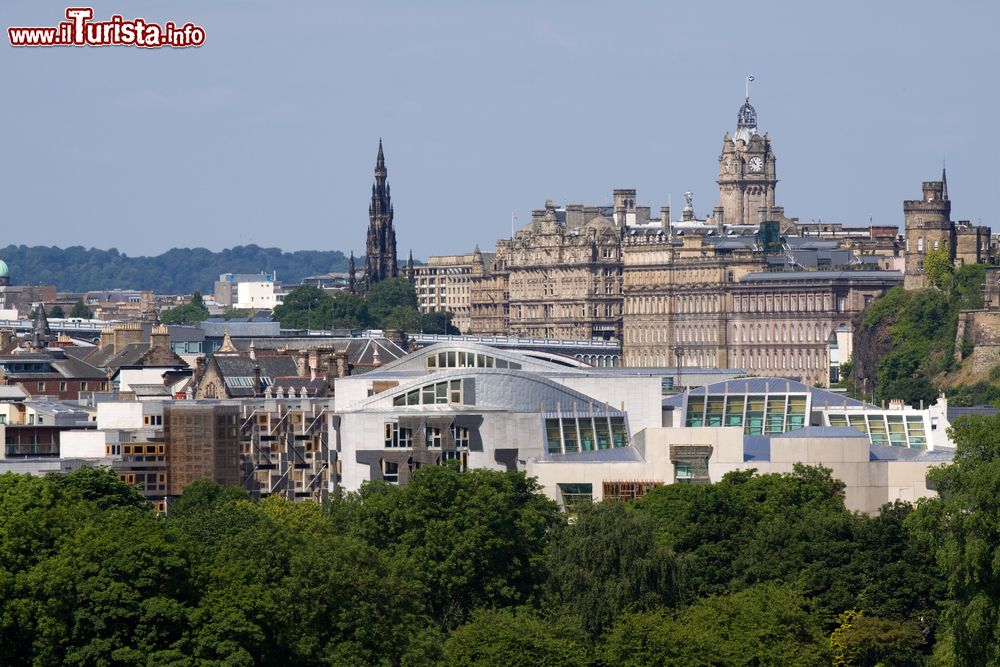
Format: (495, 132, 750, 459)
(902, 170, 991, 289)
(470, 201, 623, 340)
(412, 249, 490, 333)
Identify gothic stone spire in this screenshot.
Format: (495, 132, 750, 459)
(348, 251, 357, 293)
(364, 139, 397, 290)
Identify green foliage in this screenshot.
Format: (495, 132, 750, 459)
(382, 304, 423, 332)
(160, 291, 210, 325)
(604, 583, 830, 666)
(69, 299, 92, 319)
(443, 608, 592, 667)
(330, 290, 368, 329)
(911, 413, 1000, 666)
(366, 277, 419, 323)
(48, 305, 64, 318)
(221, 308, 254, 320)
(829, 609, 925, 667)
(545, 501, 677, 637)
(271, 286, 334, 329)
(856, 265, 988, 406)
(0, 244, 349, 293)
(275, 279, 452, 334)
(0, 463, 958, 664)
(635, 465, 862, 625)
(52, 467, 150, 512)
(336, 466, 561, 628)
(420, 310, 459, 335)
(924, 242, 956, 291)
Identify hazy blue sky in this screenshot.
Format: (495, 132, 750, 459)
(3, 1, 998, 259)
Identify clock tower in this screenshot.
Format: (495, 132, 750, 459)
(716, 94, 777, 226)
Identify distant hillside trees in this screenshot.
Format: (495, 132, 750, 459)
(0, 244, 350, 293)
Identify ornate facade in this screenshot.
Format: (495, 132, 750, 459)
(363, 140, 397, 291)
(470, 202, 622, 339)
(462, 91, 981, 384)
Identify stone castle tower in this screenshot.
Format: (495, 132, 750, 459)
(364, 139, 398, 290)
(716, 95, 778, 226)
(903, 170, 952, 290)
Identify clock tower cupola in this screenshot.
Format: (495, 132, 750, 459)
(717, 79, 778, 226)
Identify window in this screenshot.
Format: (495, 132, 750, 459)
(426, 427, 442, 448)
(59, 382, 68, 392)
(384, 423, 413, 448)
(393, 379, 466, 406)
(452, 425, 470, 448)
(382, 460, 399, 483)
(675, 461, 693, 482)
(37, 382, 45, 391)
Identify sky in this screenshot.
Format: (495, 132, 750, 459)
(2, 0, 999, 260)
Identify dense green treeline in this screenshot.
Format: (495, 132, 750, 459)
(7, 415, 1000, 665)
(273, 279, 458, 334)
(0, 244, 350, 293)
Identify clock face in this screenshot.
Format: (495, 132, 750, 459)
(748, 156, 764, 173)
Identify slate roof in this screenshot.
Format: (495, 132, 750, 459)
(739, 270, 903, 283)
(227, 337, 408, 368)
(213, 355, 300, 397)
(947, 406, 999, 421)
(868, 445, 954, 462)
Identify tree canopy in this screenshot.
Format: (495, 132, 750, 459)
(160, 291, 210, 325)
(0, 453, 973, 665)
(273, 278, 459, 334)
(69, 299, 92, 319)
(0, 244, 351, 293)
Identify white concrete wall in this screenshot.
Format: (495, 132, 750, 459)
(337, 410, 547, 492)
(235, 281, 277, 309)
(60, 431, 107, 458)
(118, 368, 170, 393)
(554, 376, 662, 434)
(97, 402, 144, 430)
(528, 426, 942, 515)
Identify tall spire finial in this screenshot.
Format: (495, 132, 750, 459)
(941, 160, 949, 201)
(745, 74, 755, 100)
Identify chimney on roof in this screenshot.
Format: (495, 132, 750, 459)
(150, 324, 170, 353)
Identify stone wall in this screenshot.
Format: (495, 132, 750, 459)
(964, 310, 1000, 376)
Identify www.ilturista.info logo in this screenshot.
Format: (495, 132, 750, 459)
(8, 8, 205, 48)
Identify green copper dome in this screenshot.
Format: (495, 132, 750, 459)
(0, 260, 8, 278)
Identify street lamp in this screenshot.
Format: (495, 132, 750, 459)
(673, 345, 685, 390)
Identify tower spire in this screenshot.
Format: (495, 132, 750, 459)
(364, 139, 397, 290)
(941, 161, 949, 200)
(348, 251, 357, 293)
